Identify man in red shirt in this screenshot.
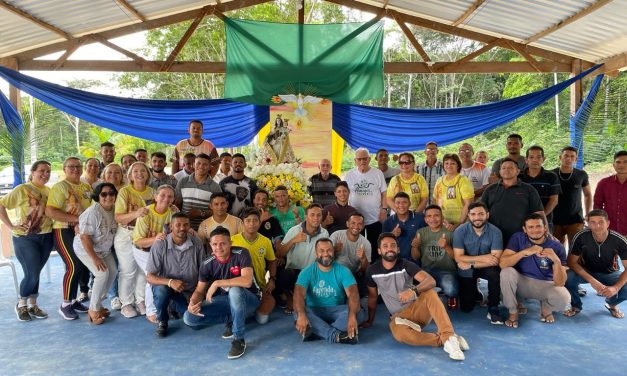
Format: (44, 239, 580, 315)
(594, 151, 627, 235)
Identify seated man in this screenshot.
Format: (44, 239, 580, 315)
(231, 208, 277, 324)
(453, 201, 504, 324)
(329, 212, 372, 297)
(184, 227, 260, 359)
(564, 209, 627, 318)
(364, 233, 469, 361)
(413, 205, 458, 310)
(146, 213, 206, 337)
(499, 213, 569, 328)
(198, 193, 243, 244)
(293, 238, 364, 344)
(383, 192, 425, 261)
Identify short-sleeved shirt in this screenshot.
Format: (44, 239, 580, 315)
(198, 247, 259, 295)
(259, 215, 284, 242)
(198, 215, 242, 244)
(433, 174, 475, 225)
(219, 176, 257, 217)
(308, 173, 341, 207)
(146, 233, 206, 293)
(571, 230, 627, 274)
(175, 173, 222, 230)
(480, 179, 543, 245)
(323, 202, 356, 235)
(132, 204, 173, 248)
(172, 138, 216, 170)
(551, 168, 589, 225)
(73, 203, 117, 255)
(505, 232, 566, 281)
(345, 167, 387, 225)
(46, 180, 93, 229)
(520, 168, 561, 225)
(386, 173, 429, 211)
(329, 230, 372, 272)
(0, 183, 52, 235)
(149, 173, 178, 191)
(281, 223, 329, 270)
(491, 155, 527, 176)
(417, 161, 444, 205)
(594, 175, 626, 235)
(296, 262, 356, 308)
(417, 227, 456, 272)
(453, 222, 503, 277)
(380, 167, 400, 185)
(383, 212, 426, 260)
(115, 185, 154, 228)
(270, 205, 304, 234)
(173, 169, 191, 182)
(366, 259, 421, 315)
(461, 162, 490, 192)
(231, 233, 276, 289)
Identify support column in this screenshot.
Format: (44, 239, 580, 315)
(0, 58, 24, 184)
(570, 58, 582, 116)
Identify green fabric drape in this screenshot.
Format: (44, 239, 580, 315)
(224, 17, 384, 105)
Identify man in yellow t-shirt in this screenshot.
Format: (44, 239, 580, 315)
(231, 208, 277, 324)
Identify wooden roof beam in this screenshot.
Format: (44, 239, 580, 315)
(506, 40, 542, 72)
(437, 38, 502, 73)
(524, 0, 613, 44)
(0, 0, 72, 39)
(50, 39, 84, 70)
(391, 10, 433, 72)
(161, 5, 213, 72)
(89, 34, 155, 70)
(451, 0, 486, 27)
(115, 0, 146, 22)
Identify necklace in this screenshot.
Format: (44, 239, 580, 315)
(558, 169, 574, 181)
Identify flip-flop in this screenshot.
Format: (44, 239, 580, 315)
(605, 303, 624, 319)
(505, 319, 519, 328)
(563, 308, 581, 317)
(540, 313, 555, 323)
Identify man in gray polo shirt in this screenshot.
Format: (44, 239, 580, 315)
(146, 213, 207, 337)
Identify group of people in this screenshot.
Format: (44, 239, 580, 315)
(1, 121, 626, 361)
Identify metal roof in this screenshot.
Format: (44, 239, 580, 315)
(1, 0, 626, 65)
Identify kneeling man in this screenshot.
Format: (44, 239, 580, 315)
(499, 213, 569, 328)
(293, 238, 365, 344)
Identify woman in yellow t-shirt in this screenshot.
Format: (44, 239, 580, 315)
(113, 161, 154, 318)
(45, 157, 93, 320)
(0, 161, 54, 321)
(101, 163, 125, 191)
(433, 154, 475, 230)
(386, 152, 429, 212)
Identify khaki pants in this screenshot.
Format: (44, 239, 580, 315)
(389, 289, 454, 347)
(500, 267, 570, 314)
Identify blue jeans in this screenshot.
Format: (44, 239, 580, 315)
(152, 285, 188, 324)
(565, 270, 627, 309)
(423, 268, 458, 297)
(183, 287, 260, 340)
(294, 305, 366, 343)
(12, 233, 53, 299)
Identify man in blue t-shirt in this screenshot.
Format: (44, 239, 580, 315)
(499, 213, 569, 328)
(183, 226, 261, 360)
(293, 238, 365, 344)
(383, 192, 426, 260)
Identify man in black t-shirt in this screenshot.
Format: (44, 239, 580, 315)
(520, 146, 561, 232)
(564, 210, 627, 318)
(183, 227, 260, 359)
(253, 189, 284, 245)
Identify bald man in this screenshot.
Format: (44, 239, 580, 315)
(309, 159, 341, 207)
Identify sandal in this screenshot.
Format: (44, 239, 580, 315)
(605, 303, 624, 319)
(540, 313, 555, 323)
(505, 313, 519, 329)
(517, 304, 528, 315)
(563, 308, 581, 317)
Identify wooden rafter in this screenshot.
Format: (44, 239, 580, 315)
(298, 0, 305, 24)
(115, 0, 146, 22)
(161, 5, 213, 72)
(451, 0, 485, 27)
(0, 0, 72, 39)
(524, 0, 613, 44)
(599, 51, 627, 73)
(89, 34, 153, 68)
(506, 40, 542, 72)
(437, 38, 502, 72)
(391, 10, 433, 72)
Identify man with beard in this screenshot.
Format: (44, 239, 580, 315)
(171, 120, 216, 174)
(499, 214, 569, 328)
(453, 201, 504, 324)
(148, 152, 177, 190)
(489, 134, 527, 182)
(293, 238, 364, 344)
(364, 233, 469, 361)
(330, 212, 371, 297)
(99, 142, 116, 176)
(220, 153, 258, 217)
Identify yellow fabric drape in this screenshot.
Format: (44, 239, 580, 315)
(331, 130, 344, 176)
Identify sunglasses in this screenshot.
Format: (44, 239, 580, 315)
(398, 160, 413, 165)
(100, 191, 116, 198)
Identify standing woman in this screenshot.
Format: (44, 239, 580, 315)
(433, 154, 475, 231)
(114, 161, 154, 318)
(386, 152, 429, 213)
(0, 161, 54, 321)
(45, 157, 93, 320)
(81, 158, 102, 188)
(74, 183, 118, 324)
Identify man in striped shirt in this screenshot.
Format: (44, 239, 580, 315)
(417, 141, 444, 205)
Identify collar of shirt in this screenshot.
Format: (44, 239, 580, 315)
(166, 234, 193, 252)
(301, 222, 322, 237)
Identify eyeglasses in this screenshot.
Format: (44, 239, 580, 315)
(65, 165, 82, 169)
(100, 191, 116, 198)
(398, 160, 413, 165)
(355, 157, 369, 161)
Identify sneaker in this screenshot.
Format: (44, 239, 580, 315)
(121, 304, 138, 318)
(394, 317, 422, 332)
(15, 304, 32, 322)
(228, 339, 246, 359)
(447, 297, 458, 310)
(487, 307, 504, 325)
(136, 301, 147, 316)
(338, 331, 358, 345)
(71, 301, 89, 313)
(110, 297, 122, 311)
(222, 323, 234, 339)
(28, 305, 48, 319)
(456, 335, 470, 351)
(443, 335, 465, 361)
(168, 301, 181, 320)
(155, 321, 168, 337)
(58, 304, 78, 320)
(78, 292, 89, 302)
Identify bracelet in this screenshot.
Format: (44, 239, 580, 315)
(167, 279, 173, 288)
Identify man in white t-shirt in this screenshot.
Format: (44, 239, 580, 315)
(344, 147, 387, 262)
(458, 143, 490, 198)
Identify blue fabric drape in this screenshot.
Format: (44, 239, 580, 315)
(333, 64, 602, 152)
(0, 90, 25, 184)
(0, 66, 269, 147)
(570, 74, 604, 169)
